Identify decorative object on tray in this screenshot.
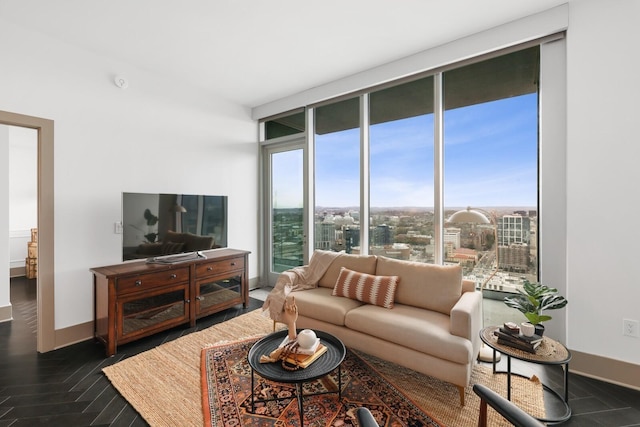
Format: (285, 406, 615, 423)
(282, 295, 298, 341)
(493, 322, 543, 353)
(278, 328, 320, 354)
(503, 280, 568, 336)
(258, 334, 328, 370)
(258, 297, 328, 370)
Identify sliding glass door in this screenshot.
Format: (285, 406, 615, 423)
(262, 137, 307, 285)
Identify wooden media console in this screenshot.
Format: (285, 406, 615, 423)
(91, 248, 249, 356)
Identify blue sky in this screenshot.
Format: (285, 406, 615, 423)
(274, 93, 538, 209)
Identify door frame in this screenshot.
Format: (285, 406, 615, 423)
(261, 135, 307, 286)
(1, 110, 55, 353)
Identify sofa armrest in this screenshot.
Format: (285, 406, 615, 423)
(450, 290, 482, 344)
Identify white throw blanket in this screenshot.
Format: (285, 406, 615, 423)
(262, 250, 341, 322)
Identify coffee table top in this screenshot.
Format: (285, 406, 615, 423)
(248, 329, 346, 383)
(481, 326, 571, 365)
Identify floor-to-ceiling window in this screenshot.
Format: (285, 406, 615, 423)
(261, 43, 545, 300)
(369, 77, 435, 261)
(442, 47, 539, 292)
(314, 97, 361, 253)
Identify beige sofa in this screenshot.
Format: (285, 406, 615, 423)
(282, 251, 482, 405)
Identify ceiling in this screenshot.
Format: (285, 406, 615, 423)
(0, 0, 568, 109)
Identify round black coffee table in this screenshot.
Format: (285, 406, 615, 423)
(247, 329, 346, 426)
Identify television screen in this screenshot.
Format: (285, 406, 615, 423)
(122, 192, 227, 261)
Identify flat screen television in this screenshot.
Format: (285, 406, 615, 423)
(122, 192, 227, 261)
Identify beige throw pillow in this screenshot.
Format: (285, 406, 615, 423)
(332, 267, 399, 309)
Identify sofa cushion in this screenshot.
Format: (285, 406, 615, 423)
(318, 253, 378, 289)
(345, 303, 473, 365)
(292, 287, 364, 326)
(332, 267, 399, 309)
(375, 256, 462, 315)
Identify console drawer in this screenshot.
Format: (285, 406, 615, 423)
(196, 257, 245, 278)
(117, 267, 189, 294)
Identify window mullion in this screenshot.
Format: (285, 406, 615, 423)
(434, 72, 444, 264)
(360, 94, 370, 254)
(305, 106, 315, 262)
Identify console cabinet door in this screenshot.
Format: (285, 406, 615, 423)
(117, 283, 190, 343)
(195, 274, 243, 318)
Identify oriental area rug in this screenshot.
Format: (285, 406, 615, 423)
(102, 310, 545, 427)
(201, 338, 440, 426)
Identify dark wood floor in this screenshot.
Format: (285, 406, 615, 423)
(2, 277, 640, 426)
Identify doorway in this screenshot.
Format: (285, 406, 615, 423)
(0, 110, 55, 353)
(262, 136, 307, 286)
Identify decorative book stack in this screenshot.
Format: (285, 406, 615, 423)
(283, 344, 328, 368)
(278, 335, 328, 369)
(493, 323, 543, 354)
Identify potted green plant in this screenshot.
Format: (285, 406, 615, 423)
(503, 280, 568, 336)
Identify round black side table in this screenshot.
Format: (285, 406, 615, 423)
(247, 329, 346, 426)
(480, 326, 572, 423)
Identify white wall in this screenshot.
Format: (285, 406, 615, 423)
(0, 21, 258, 330)
(565, 0, 640, 365)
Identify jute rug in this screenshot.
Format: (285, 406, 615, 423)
(201, 338, 441, 426)
(102, 309, 545, 427)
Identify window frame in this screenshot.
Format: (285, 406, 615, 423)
(259, 37, 566, 336)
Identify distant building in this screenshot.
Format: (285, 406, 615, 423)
(344, 226, 360, 253)
(497, 214, 531, 272)
(497, 215, 530, 246)
(444, 227, 461, 249)
(452, 248, 480, 273)
(315, 222, 335, 250)
(370, 243, 411, 260)
(498, 243, 530, 273)
(372, 224, 392, 246)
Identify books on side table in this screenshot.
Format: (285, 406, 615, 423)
(494, 325, 543, 354)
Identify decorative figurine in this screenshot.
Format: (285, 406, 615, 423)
(259, 295, 299, 365)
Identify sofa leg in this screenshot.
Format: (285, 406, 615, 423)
(457, 386, 465, 406)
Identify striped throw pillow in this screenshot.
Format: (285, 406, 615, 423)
(332, 267, 399, 309)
